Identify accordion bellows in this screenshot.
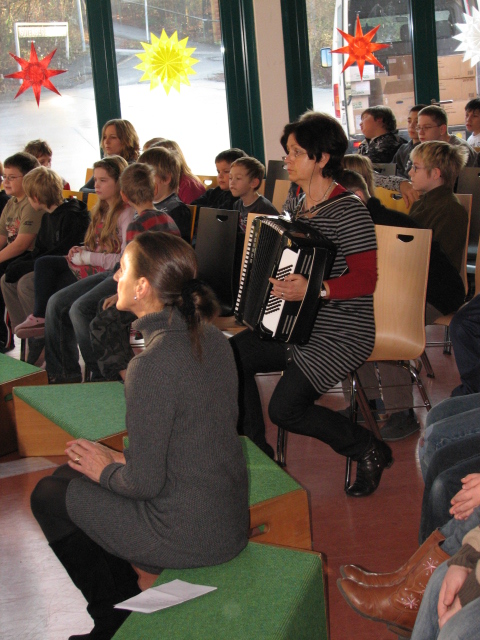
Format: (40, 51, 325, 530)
(235, 216, 336, 344)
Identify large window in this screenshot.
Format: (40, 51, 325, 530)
(110, 0, 230, 174)
(0, 1, 97, 190)
(306, 0, 337, 116)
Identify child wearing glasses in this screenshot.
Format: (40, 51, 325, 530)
(0, 162, 10, 216)
(0, 152, 42, 352)
(408, 140, 468, 274)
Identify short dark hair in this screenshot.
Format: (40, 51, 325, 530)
(410, 104, 427, 114)
(361, 106, 397, 133)
(215, 148, 247, 164)
(418, 105, 448, 127)
(4, 152, 40, 175)
(230, 157, 265, 186)
(281, 111, 348, 179)
(139, 147, 182, 192)
(120, 163, 155, 205)
(337, 169, 370, 200)
(24, 139, 53, 158)
(465, 98, 480, 113)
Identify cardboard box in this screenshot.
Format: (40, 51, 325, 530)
(438, 54, 476, 80)
(353, 110, 363, 133)
(351, 95, 369, 111)
(387, 55, 413, 77)
(351, 80, 371, 96)
(382, 80, 415, 129)
(443, 100, 469, 126)
(439, 76, 476, 101)
(345, 64, 375, 83)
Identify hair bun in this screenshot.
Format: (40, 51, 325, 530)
(180, 278, 204, 318)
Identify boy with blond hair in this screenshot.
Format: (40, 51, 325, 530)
(230, 156, 277, 231)
(408, 140, 468, 273)
(0, 166, 89, 362)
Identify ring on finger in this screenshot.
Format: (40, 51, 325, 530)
(74, 455, 81, 464)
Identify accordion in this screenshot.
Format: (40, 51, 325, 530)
(234, 216, 336, 344)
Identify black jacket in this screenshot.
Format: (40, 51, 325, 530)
(367, 196, 465, 315)
(5, 197, 90, 283)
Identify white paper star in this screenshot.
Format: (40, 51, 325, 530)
(454, 8, 480, 66)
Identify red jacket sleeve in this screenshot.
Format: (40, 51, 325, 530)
(326, 249, 377, 300)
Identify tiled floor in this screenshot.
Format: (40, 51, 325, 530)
(0, 326, 460, 639)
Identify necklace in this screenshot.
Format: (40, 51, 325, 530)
(297, 181, 337, 219)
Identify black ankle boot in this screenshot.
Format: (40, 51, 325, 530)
(49, 530, 141, 640)
(345, 437, 394, 497)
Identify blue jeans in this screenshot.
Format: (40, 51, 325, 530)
(440, 509, 480, 556)
(450, 295, 480, 396)
(419, 394, 480, 480)
(411, 560, 480, 639)
(45, 272, 116, 380)
(419, 436, 480, 544)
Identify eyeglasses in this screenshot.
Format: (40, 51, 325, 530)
(3, 175, 23, 182)
(282, 150, 308, 162)
(415, 125, 439, 132)
(410, 164, 426, 173)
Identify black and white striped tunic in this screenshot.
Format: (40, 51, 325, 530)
(290, 192, 377, 394)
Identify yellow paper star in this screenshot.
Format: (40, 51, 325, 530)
(135, 30, 199, 95)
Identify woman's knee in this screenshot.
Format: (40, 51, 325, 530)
(31, 476, 59, 520)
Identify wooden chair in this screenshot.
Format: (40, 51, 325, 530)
(187, 204, 197, 243)
(62, 189, 88, 203)
(420, 194, 473, 377)
(195, 208, 240, 316)
(264, 159, 289, 202)
(86, 192, 99, 210)
(344, 225, 433, 485)
(85, 167, 93, 183)
(197, 175, 217, 189)
(455, 167, 480, 276)
(373, 163, 397, 176)
(272, 179, 291, 212)
(374, 186, 411, 214)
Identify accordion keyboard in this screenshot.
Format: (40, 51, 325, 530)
(261, 248, 298, 334)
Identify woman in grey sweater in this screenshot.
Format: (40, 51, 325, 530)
(31, 231, 249, 640)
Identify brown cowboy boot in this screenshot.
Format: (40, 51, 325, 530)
(340, 529, 445, 586)
(337, 542, 450, 633)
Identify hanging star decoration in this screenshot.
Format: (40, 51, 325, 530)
(5, 42, 66, 106)
(454, 7, 480, 66)
(332, 15, 390, 79)
(135, 30, 199, 95)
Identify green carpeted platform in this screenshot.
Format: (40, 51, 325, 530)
(13, 382, 126, 441)
(113, 542, 327, 640)
(240, 436, 302, 504)
(0, 353, 43, 384)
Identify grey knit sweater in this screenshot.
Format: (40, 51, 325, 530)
(66, 308, 249, 573)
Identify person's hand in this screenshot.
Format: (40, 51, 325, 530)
(399, 181, 420, 207)
(268, 274, 308, 302)
(103, 293, 119, 310)
(450, 473, 480, 520)
(65, 439, 125, 483)
(67, 246, 81, 261)
(437, 565, 470, 625)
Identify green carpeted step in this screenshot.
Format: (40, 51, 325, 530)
(0, 353, 43, 385)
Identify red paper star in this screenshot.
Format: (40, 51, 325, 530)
(332, 15, 390, 79)
(5, 42, 66, 106)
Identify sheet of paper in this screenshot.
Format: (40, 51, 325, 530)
(115, 579, 217, 613)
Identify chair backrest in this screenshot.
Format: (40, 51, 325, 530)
(455, 193, 473, 294)
(85, 168, 93, 183)
(62, 189, 88, 203)
(374, 186, 411, 214)
(455, 167, 480, 260)
(188, 204, 197, 243)
(197, 175, 218, 189)
(86, 192, 99, 211)
(194, 208, 240, 316)
(373, 163, 396, 176)
(264, 160, 289, 202)
(369, 225, 432, 361)
(272, 180, 291, 212)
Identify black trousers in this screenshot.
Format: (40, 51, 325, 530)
(230, 329, 371, 459)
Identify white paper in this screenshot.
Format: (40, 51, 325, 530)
(115, 579, 217, 613)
